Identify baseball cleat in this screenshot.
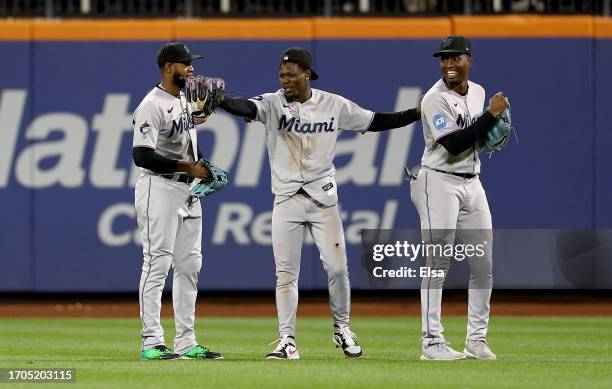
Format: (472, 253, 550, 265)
(420, 342, 466, 361)
(141, 345, 180, 360)
(180, 344, 224, 360)
(333, 324, 363, 358)
(266, 334, 300, 360)
(463, 340, 497, 360)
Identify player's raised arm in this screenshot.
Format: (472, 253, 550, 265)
(436, 92, 508, 156)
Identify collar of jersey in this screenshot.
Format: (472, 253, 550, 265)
(156, 84, 184, 99)
(442, 79, 469, 97)
(281, 88, 318, 105)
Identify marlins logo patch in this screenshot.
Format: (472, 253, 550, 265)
(432, 113, 448, 131)
(139, 121, 151, 135)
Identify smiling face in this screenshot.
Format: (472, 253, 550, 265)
(279, 62, 311, 102)
(440, 53, 472, 91)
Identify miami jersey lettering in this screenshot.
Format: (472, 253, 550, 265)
(249, 88, 374, 203)
(277, 114, 336, 133)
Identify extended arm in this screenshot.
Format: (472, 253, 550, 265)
(219, 96, 257, 119)
(367, 108, 420, 132)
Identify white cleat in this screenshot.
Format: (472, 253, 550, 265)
(420, 342, 466, 361)
(333, 324, 363, 358)
(464, 340, 497, 360)
(266, 334, 300, 360)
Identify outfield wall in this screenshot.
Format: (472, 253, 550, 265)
(0, 16, 611, 291)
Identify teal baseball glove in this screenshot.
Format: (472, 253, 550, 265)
(190, 159, 228, 198)
(484, 99, 514, 154)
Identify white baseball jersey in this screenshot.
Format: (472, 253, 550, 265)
(250, 88, 374, 206)
(132, 85, 198, 173)
(420, 79, 486, 174)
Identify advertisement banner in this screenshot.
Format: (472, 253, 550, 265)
(0, 38, 608, 291)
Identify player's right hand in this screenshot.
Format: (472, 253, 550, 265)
(487, 92, 509, 118)
(188, 161, 212, 181)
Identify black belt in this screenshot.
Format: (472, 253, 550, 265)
(432, 169, 477, 179)
(161, 174, 194, 184)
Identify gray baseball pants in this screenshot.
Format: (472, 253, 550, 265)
(410, 167, 493, 346)
(272, 191, 351, 337)
(135, 175, 203, 354)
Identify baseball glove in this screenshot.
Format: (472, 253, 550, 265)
(190, 158, 229, 198)
(185, 75, 225, 120)
(484, 99, 513, 154)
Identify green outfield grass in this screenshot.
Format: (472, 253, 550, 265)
(0, 316, 611, 388)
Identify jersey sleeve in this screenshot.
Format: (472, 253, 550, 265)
(479, 85, 487, 111)
(336, 95, 375, 133)
(422, 92, 458, 142)
(248, 93, 275, 124)
(132, 100, 162, 149)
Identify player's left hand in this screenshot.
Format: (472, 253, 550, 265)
(185, 75, 225, 120)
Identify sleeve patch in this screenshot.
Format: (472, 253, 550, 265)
(432, 113, 448, 131)
(139, 121, 151, 135)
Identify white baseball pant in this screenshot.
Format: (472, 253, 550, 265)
(272, 191, 351, 337)
(135, 174, 203, 354)
(410, 167, 493, 346)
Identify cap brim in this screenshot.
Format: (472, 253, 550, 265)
(280, 59, 319, 80)
(177, 54, 203, 62)
(433, 50, 470, 57)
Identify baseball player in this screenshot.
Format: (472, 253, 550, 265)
(219, 47, 420, 359)
(132, 42, 223, 360)
(410, 36, 508, 360)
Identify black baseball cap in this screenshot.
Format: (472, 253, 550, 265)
(280, 47, 319, 80)
(433, 36, 472, 57)
(157, 42, 203, 67)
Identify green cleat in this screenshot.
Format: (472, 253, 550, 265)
(180, 344, 224, 360)
(141, 345, 180, 360)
